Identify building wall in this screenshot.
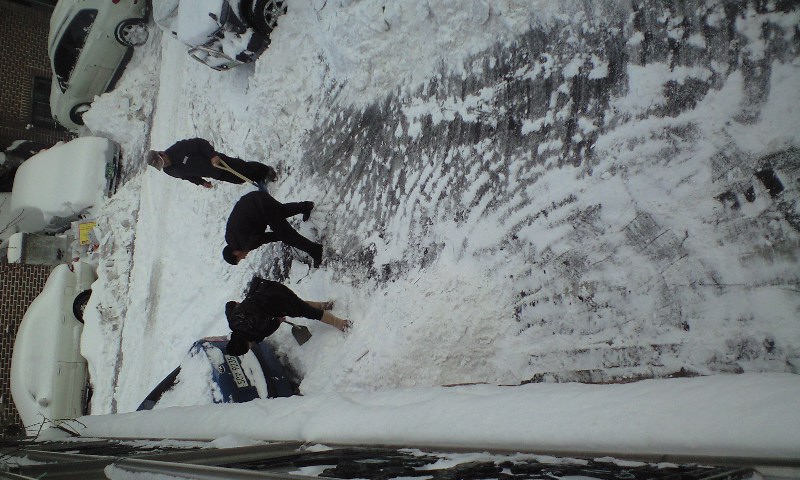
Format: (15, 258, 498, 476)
(0, 0, 70, 148)
(0, 263, 52, 437)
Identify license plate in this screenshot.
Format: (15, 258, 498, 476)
(106, 162, 117, 179)
(225, 355, 250, 388)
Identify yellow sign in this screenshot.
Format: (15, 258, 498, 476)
(79, 221, 97, 246)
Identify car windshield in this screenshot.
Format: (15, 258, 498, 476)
(53, 9, 97, 92)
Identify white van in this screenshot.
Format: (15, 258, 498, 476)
(8, 137, 120, 235)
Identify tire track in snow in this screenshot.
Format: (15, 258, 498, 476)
(293, 1, 800, 386)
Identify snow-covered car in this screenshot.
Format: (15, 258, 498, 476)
(9, 137, 120, 234)
(48, 0, 149, 130)
(10, 262, 96, 435)
(153, 0, 287, 71)
(137, 336, 297, 411)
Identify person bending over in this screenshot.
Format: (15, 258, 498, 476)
(147, 137, 276, 188)
(225, 277, 351, 356)
(222, 191, 323, 267)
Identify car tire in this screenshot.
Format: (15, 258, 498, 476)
(72, 290, 92, 323)
(246, 0, 287, 36)
(69, 103, 91, 126)
(115, 18, 149, 47)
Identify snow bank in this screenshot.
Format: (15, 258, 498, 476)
(74, 374, 800, 460)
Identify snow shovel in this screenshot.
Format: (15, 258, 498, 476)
(213, 158, 270, 192)
(283, 319, 312, 345)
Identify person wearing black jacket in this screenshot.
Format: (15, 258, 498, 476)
(225, 277, 351, 356)
(147, 138, 277, 188)
(223, 190, 323, 267)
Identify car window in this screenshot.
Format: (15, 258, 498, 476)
(53, 9, 98, 92)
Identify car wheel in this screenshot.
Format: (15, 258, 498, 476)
(248, 0, 287, 35)
(69, 103, 91, 126)
(115, 19, 149, 47)
(72, 289, 92, 323)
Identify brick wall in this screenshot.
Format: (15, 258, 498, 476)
(0, 0, 70, 148)
(0, 263, 52, 437)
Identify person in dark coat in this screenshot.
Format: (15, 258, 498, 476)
(223, 191, 323, 267)
(147, 138, 277, 188)
(225, 277, 351, 356)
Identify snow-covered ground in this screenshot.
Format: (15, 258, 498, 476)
(62, 0, 800, 459)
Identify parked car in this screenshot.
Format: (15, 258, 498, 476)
(153, 0, 287, 71)
(8, 137, 120, 234)
(11, 262, 96, 436)
(48, 0, 149, 130)
(137, 336, 297, 411)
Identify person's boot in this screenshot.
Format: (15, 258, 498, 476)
(309, 243, 323, 268)
(321, 311, 351, 332)
(306, 301, 335, 310)
(302, 201, 314, 222)
(264, 166, 278, 182)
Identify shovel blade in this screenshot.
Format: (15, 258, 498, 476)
(291, 325, 312, 345)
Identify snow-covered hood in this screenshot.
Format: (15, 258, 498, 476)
(154, 0, 229, 46)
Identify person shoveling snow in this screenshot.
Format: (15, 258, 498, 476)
(222, 191, 323, 267)
(147, 137, 277, 189)
(225, 277, 351, 354)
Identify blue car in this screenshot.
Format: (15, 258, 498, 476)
(137, 336, 297, 411)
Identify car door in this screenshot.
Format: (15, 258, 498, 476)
(80, 10, 122, 95)
(49, 269, 88, 419)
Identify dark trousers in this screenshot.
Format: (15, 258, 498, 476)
(212, 155, 270, 184)
(258, 280, 323, 320)
(263, 200, 320, 257)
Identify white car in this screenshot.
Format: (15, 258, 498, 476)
(48, 0, 149, 130)
(11, 262, 96, 435)
(9, 137, 120, 234)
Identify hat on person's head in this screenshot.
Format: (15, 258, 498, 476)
(226, 331, 250, 356)
(146, 150, 163, 169)
(222, 245, 238, 265)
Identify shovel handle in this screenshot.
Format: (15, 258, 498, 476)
(214, 158, 271, 192)
(214, 158, 257, 185)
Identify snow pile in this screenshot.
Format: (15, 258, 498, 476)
(75, 373, 800, 459)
